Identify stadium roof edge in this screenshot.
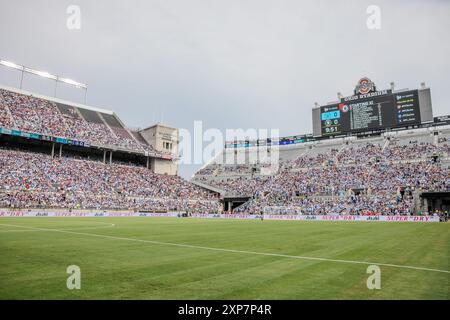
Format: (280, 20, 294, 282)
(0, 84, 114, 115)
(140, 122, 177, 132)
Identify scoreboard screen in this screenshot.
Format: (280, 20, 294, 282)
(320, 89, 421, 136)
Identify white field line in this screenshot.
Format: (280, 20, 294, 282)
(0, 223, 449, 274)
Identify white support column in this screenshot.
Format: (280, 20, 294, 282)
(146, 156, 149, 169)
(433, 132, 439, 146)
(109, 151, 113, 164)
(103, 150, 106, 164)
(51, 143, 55, 158)
(59, 144, 62, 158)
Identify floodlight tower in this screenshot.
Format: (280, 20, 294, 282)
(0, 59, 88, 104)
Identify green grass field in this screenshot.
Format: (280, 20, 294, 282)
(0, 217, 449, 299)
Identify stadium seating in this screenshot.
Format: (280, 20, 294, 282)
(0, 148, 220, 212)
(1, 88, 449, 216)
(0, 89, 159, 153)
(193, 136, 450, 215)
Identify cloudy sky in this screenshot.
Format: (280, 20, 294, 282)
(0, 0, 449, 178)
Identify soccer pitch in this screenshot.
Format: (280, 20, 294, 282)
(0, 217, 448, 300)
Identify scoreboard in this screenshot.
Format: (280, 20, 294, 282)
(313, 79, 433, 137)
(320, 89, 421, 136)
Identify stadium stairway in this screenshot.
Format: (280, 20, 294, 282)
(190, 180, 226, 197)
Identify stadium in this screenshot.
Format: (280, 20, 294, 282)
(0, 77, 449, 300)
(0, 0, 449, 305)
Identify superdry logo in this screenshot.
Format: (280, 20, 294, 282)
(355, 77, 375, 95)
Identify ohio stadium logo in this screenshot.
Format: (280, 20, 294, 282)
(339, 103, 349, 112)
(354, 77, 376, 95)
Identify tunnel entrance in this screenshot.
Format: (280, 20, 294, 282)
(223, 196, 251, 213)
(421, 191, 450, 214)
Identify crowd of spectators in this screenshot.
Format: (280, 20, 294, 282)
(195, 162, 274, 177)
(0, 89, 159, 154)
(0, 103, 14, 129)
(236, 188, 417, 216)
(1, 87, 448, 216)
(197, 141, 449, 215)
(1, 89, 72, 137)
(0, 149, 220, 212)
(194, 176, 269, 196)
(282, 141, 450, 169)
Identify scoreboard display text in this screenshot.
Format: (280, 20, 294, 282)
(320, 89, 421, 136)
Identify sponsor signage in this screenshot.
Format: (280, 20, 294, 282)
(0, 211, 440, 222)
(224, 135, 313, 149)
(190, 213, 440, 222)
(0, 211, 180, 218)
(0, 127, 87, 147)
(434, 115, 450, 125)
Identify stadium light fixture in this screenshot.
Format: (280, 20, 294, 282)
(0, 60, 24, 71)
(0, 59, 88, 103)
(24, 67, 58, 80)
(58, 77, 88, 89)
